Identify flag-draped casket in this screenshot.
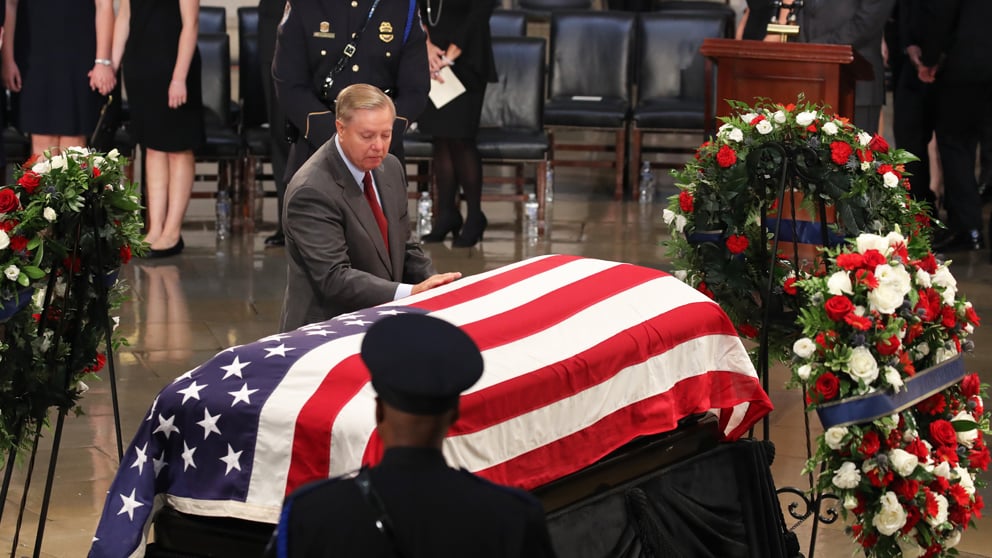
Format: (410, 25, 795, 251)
(90, 255, 772, 557)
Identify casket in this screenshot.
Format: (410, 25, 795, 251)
(89, 255, 774, 557)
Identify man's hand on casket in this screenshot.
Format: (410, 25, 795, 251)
(412, 272, 462, 295)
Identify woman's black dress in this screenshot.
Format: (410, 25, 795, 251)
(123, 0, 204, 152)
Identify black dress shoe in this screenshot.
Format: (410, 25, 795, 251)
(422, 213, 463, 243)
(453, 213, 487, 248)
(145, 237, 184, 259)
(264, 232, 285, 247)
(933, 229, 984, 252)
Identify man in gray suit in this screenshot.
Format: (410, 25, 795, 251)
(279, 84, 460, 332)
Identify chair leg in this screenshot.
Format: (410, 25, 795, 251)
(243, 156, 257, 231)
(630, 127, 642, 195)
(614, 128, 626, 201)
(537, 159, 547, 236)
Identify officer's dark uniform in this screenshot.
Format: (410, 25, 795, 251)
(265, 314, 558, 558)
(272, 0, 429, 183)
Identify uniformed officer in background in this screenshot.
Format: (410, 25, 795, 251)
(264, 313, 558, 558)
(272, 0, 429, 186)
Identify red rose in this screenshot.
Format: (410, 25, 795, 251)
(17, 170, 41, 194)
(902, 506, 921, 534)
(93, 166, 101, 178)
(931, 477, 950, 494)
(716, 144, 737, 168)
(915, 288, 941, 322)
(856, 148, 873, 163)
(806, 124, 817, 133)
(861, 249, 887, 267)
(962, 373, 981, 398)
(876, 335, 901, 356)
(0, 219, 17, 232)
(930, 419, 958, 447)
(855, 269, 879, 289)
(783, 276, 798, 295)
(725, 234, 749, 254)
(8, 235, 28, 253)
(860, 430, 881, 456)
(678, 190, 694, 213)
(905, 322, 924, 343)
(824, 295, 854, 321)
(120, 245, 132, 265)
(869, 134, 890, 153)
(0, 188, 19, 213)
(835, 252, 865, 270)
(919, 393, 947, 415)
(969, 445, 991, 471)
(917, 253, 938, 274)
(814, 372, 840, 400)
(941, 305, 957, 329)
(844, 313, 872, 331)
(830, 141, 853, 165)
(738, 323, 758, 338)
(892, 478, 919, 501)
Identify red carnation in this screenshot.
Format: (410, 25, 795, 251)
(866, 467, 893, 487)
(861, 249, 887, 267)
(830, 141, 853, 165)
(844, 313, 872, 331)
(859, 430, 881, 456)
(814, 372, 840, 400)
(949, 504, 972, 527)
(875, 335, 900, 356)
(941, 305, 957, 329)
(856, 148, 874, 163)
(815, 330, 837, 351)
(924, 489, 939, 518)
(905, 322, 924, 343)
(750, 114, 766, 125)
(836, 252, 865, 270)
(8, 235, 28, 253)
(783, 276, 798, 295)
(694, 141, 711, 160)
(697, 281, 714, 299)
(716, 144, 737, 168)
(919, 393, 947, 415)
(962, 373, 981, 398)
(0, 188, 19, 213)
(678, 190, 694, 213)
(965, 304, 980, 326)
(902, 506, 922, 534)
(120, 244, 132, 265)
(931, 476, 950, 494)
(824, 295, 854, 321)
(855, 269, 879, 289)
(969, 445, 991, 471)
(930, 419, 958, 447)
(915, 288, 942, 322)
(93, 166, 101, 178)
(917, 253, 938, 274)
(869, 134, 890, 153)
(892, 478, 918, 501)
(17, 170, 41, 194)
(950, 484, 972, 507)
(806, 124, 817, 133)
(725, 234, 749, 254)
(907, 438, 929, 460)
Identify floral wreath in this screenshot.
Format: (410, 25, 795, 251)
(789, 232, 986, 557)
(0, 147, 145, 458)
(663, 98, 929, 363)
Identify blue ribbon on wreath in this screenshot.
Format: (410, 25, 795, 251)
(766, 218, 846, 247)
(0, 286, 35, 323)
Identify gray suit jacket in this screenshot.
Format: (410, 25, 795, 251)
(279, 138, 435, 331)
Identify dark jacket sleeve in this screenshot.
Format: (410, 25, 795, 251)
(805, 0, 896, 49)
(920, 0, 960, 67)
(448, 1, 493, 54)
(392, 9, 430, 132)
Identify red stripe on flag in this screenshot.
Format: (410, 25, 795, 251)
(409, 254, 587, 312)
(451, 300, 738, 435)
(471, 370, 772, 490)
(286, 355, 370, 494)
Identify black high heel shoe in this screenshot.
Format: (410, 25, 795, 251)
(453, 213, 487, 248)
(421, 213, 463, 243)
(146, 237, 185, 259)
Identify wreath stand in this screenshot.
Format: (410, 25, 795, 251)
(0, 184, 125, 558)
(747, 140, 841, 558)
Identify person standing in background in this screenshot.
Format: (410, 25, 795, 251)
(1, 0, 116, 155)
(258, 0, 291, 247)
(112, 0, 204, 258)
(417, 0, 496, 248)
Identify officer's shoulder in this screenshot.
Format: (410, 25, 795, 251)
(458, 469, 543, 510)
(289, 469, 362, 504)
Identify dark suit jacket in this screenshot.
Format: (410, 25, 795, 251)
(798, 0, 896, 108)
(279, 137, 435, 332)
(273, 0, 430, 180)
(921, 0, 992, 85)
(266, 447, 558, 558)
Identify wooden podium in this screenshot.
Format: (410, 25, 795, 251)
(699, 38, 873, 132)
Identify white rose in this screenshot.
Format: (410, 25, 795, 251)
(872, 491, 908, 536)
(896, 532, 926, 558)
(868, 283, 906, 315)
(796, 364, 812, 381)
(3, 265, 19, 281)
(928, 494, 949, 526)
(884, 366, 904, 391)
(50, 155, 66, 170)
(728, 128, 744, 143)
(108, 148, 120, 161)
(827, 271, 853, 295)
(934, 345, 958, 363)
(915, 268, 931, 288)
(795, 111, 817, 127)
(889, 448, 919, 477)
(773, 110, 786, 124)
(793, 337, 816, 359)
(931, 265, 957, 291)
(31, 160, 51, 174)
(944, 530, 962, 549)
(857, 131, 872, 146)
(673, 214, 687, 233)
(0, 230, 8, 250)
(843, 494, 858, 510)
(855, 233, 890, 255)
(662, 208, 676, 225)
(951, 410, 979, 448)
(43, 207, 57, 222)
(954, 466, 975, 496)
(820, 121, 838, 135)
(741, 112, 758, 123)
(883, 171, 900, 188)
(755, 120, 773, 135)
(933, 461, 951, 479)
(831, 461, 861, 489)
(861, 161, 872, 171)
(824, 426, 849, 450)
(848, 346, 879, 383)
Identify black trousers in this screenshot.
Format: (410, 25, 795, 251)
(893, 68, 937, 207)
(935, 81, 992, 233)
(259, 9, 291, 234)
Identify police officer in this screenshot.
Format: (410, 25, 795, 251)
(265, 313, 559, 558)
(272, 0, 429, 186)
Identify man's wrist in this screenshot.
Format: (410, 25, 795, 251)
(95, 58, 112, 67)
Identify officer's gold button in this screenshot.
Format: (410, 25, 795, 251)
(320, 50, 327, 56)
(352, 64, 360, 72)
(351, 1, 358, 6)
(386, 52, 391, 57)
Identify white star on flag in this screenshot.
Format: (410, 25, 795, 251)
(130, 443, 148, 475)
(176, 380, 208, 405)
(181, 442, 197, 471)
(145, 396, 159, 421)
(228, 384, 258, 407)
(196, 407, 222, 439)
(117, 488, 144, 521)
(334, 312, 362, 321)
(220, 355, 251, 380)
(153, 452, 167, 478)
(343, 319, 372, 327)
(259, 333, 290, 343)
(153, 414, 180, 440)
(264, 344, 295, 358)
(219, 444, 244, 475)
(305, 329, 334, 337)
(377, 309, 405, 316)
(172, 369, 195, 384)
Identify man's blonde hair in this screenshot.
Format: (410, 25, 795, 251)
(335, 84, 396, 124)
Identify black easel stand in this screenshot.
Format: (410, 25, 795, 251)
(746, 141, 840, 558)
(0, 184, 125, 558)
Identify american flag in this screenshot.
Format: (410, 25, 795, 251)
(89, 255, 772, 557)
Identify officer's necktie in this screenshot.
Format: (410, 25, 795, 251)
(362, 171, 390, 255)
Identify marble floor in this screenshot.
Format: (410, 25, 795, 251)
(1, 164, 991, 557)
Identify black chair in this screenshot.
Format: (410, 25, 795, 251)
(403, 129, 434, 196)
(199, 6, 227, 34)
(544, 11, 635, 200)
(652, 0, 736, 37)
(514, 0, 593, 22)
(237, 6, 272, 228)
(476, 37, 549, 225)
(629, 11, 728, 184)
(193, 33, 243, 220)
(490, 9, 528, 36)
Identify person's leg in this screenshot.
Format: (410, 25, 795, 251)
(892, 71, 936, 208)
(449, 138, 486, 247)
(421, 138, 463, 242)
(31, 134, 59, 155)
(934, 83, 983, 250)
(152, 150, 194, 251)
(56, 135, 87, 151)
(143, 148, 170, 247)
(259, 10, 289, 245)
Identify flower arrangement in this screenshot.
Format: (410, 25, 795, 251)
(789, 231, 986, 557)
(663, 98, 928, 363)
(0, 147, 145, 458)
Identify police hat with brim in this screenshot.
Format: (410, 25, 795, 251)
(361, 313, 484, 415)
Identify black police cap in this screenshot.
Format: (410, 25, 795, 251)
(361, 313, 484, 415)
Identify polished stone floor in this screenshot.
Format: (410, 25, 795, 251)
(1, 163, 991, 557)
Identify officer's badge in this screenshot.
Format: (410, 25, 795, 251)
(379, 21, 394, 43)
(313, 21, 335, 38)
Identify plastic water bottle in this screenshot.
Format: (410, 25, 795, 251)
(638, 161, 655, 204)
(417, 191, 433, 240)
(545, 161, 554, 204)
(524, 192, 539, 241)
(215, 189, 231, 239)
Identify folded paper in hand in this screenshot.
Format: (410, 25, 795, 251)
(429, 66, 466, 109)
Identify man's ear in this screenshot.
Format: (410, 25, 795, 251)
(335, 119, 345, 138)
